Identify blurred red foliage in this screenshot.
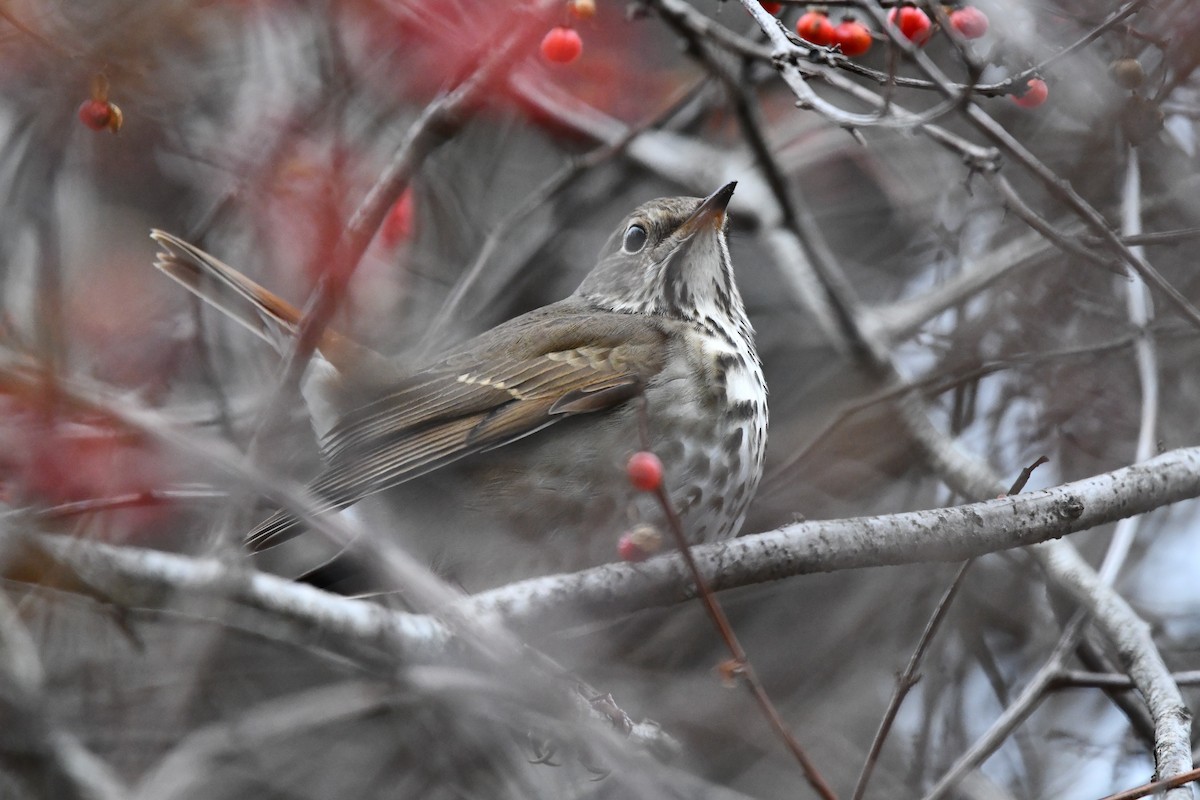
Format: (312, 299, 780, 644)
(0, 399, 177, 539)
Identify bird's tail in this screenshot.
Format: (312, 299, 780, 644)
(150, 230, 306, 351)
(149, 230, 374, 370)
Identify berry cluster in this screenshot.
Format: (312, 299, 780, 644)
(779, 3, 1051, 109)
(790, 3, 989, 58)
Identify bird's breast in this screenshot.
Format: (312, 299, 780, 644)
(640, 327, 768, 543)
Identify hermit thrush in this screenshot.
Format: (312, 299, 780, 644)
(151, 183, 767, 590)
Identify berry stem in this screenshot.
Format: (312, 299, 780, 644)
(633, 390, 836, 800)
(647, 483, 838, 800)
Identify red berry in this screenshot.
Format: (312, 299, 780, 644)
(887, 5, 932, 46)
(760, 1, 782, 14)
(568, 0, 595, 20)
(626, 451, 663, 492)
(540, 26, 583, 64)
(1013, 77, 1048, 108)
(78, 99, 112, 131)
(796, 10, 835, 46)
(617, 524, 663, 562)
(832, 17, 872, 57)
(949, 6, 989, 39)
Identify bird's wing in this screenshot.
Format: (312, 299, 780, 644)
(246, 311, 667, 550)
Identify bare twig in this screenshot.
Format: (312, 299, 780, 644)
(854, 457, 1048, 800)
(851, 560, 973, 800)
(921, 611, 1092, 800)
(1050, 670, 1200, 690)
(857, 2, 1200, 334)
(1097, 766, 1200, 800)
(31, 487, 226, 521)
(0, 583, 128, 800)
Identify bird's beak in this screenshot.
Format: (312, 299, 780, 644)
(678, 181, 736, 238)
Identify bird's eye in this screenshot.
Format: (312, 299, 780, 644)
(622, 224, 648, 253)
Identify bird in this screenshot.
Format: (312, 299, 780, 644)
(151, 182, 767, 591)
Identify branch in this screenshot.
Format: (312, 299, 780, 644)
(18, 447, 1200, 657)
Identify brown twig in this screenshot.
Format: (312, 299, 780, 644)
(1006, 456, 1049, 496)
(32, 487, 226, 521)
(0, 3, 69, 56)
(1072, 636, 1157, 747)
(1097, 766, 1200, 800)
(648, 481, 838, 800)
(272, 0, 561, 406)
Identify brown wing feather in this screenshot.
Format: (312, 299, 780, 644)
(321, 337, 660, 459)
(320, 357, 635, 497)
(247, 310, 669, 550)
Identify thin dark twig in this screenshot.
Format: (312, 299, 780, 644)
(988, 175, 1125, 273)
(853, 457, 1049, 800)
(1097, 766, 1200, 800)
(652, 0, 870, 356)
(1085, 226, 1200, 248)
(922, 609, 1090, 800)
(1007, 456, 1049, 496)
(851, 559, 974, 800)
(1073, 636, 1156, 746)
(763, 329, 1154, 493)
(1049, 669, 1200, 690)
(277, 0, 561, 401)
